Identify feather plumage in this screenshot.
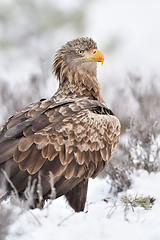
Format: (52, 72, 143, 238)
(0, 37, 120, 212)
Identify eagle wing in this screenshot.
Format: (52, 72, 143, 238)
(0, 98, 120, 210)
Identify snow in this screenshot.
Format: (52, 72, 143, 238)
(3, 171, 160, 240)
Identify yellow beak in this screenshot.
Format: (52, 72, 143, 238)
(83, 49, 104, 65)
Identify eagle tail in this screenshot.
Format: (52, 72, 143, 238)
(65, 179, 88, 212)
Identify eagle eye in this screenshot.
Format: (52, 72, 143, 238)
(77, 49, 85, 55)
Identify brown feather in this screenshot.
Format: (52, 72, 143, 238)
(89, 151, 95, 163)
(23, 126, 34, 137)
(73, 163, 85, 178)
(34, 133, 45, 144)
(19, 144, 45, 174)
(66, 149, 74, 163)
(27, 154, 46, 175)
(15, 146, 34, 163)
(94, 150, 102, 166)
(55, 176, 82, 198)
(74, 151, 84, 165)
(41, 156, 67, 177)
(85, 161, 95, 178)
(0, 139, 19, 163)
(59, 145, 66, 165)
(65, 160, 77, 179)
(100, 147, 108, 161)
(92, 161, 105, 178)
(83, 151, 90, 167)
(13, 146, 21, 162)
(46, 144, 58, 161)
(18, 136, 34, 152)
(41, 145, 48, 158)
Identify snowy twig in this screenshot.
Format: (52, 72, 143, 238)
(106, 200, 118, 218)
(57, 212, 75, 227)
(1, 169, 19, 199)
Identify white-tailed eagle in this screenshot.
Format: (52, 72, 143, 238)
(0, 37, 120, 212)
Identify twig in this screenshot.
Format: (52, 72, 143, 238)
(28, 210, 42, 226)
(106, 200, 117, 218)
(1, 169, 19, 198)
(37, 172, 43, 208)
(49, 171, 56, 200)
(57, 212, 75, 227)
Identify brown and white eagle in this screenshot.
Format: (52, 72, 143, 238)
(0, 37, 120, 212)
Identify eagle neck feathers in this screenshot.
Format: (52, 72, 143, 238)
(53, 58, 105, 103)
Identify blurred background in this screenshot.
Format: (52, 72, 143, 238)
(0, 0, 160, 187)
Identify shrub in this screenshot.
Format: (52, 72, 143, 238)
(102, 73, 160, 192)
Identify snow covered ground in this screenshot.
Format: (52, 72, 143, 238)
(3, 170, 160, 240)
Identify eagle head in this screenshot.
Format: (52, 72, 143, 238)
(53, 37, 104, 82)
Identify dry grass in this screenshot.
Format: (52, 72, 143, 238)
(101, 73, 160, 192)
(0, 63, 51, 125)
